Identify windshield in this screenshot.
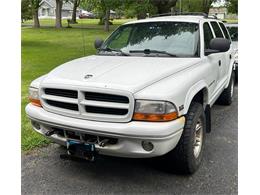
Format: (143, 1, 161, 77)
(226, 26, 238, 42)
(99, 22, 200, 57)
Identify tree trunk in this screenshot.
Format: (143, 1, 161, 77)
(203, 0, 212, 14)
(71, 0, 79, 24)
(33, 9, 40, 28)
(104, 9, 110, 32)
(152, 0, 178, 14)
(55, 0, 63, 28)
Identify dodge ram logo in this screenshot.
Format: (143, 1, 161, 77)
(84, 74, 93, 79)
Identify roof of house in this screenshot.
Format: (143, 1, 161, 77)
(40, 0, 74, 11)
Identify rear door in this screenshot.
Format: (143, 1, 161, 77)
(210, 21, 230, 87)
(218, 22, 233, 78)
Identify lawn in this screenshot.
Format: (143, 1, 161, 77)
(22, 18, 134, 28)
(21, 19, 131, 151)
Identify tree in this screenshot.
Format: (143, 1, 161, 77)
(175, 0, 218, 14)
(125, 0, 155, 19)
(151, 0, 178, 14)
(55, 0, 63, 28)
(21, 0, 32, 23)
(31, 0, 41, 28)
(71, 0, 81, 24)
(226, 0, 238, 14)
(202, 0, 215, 13)
(124, 0, 178, 19)
(85, 0, 123, 31)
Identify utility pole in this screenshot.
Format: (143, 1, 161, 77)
(179, 0, 182, 12)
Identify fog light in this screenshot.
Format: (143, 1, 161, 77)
(31, 121, 40, 130)
(142, 141, 154, 151)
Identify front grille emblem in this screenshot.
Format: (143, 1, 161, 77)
(84, 74, 93, 79)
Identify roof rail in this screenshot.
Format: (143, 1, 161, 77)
(207, 15, 218, 19)
(150, 12, 208, 18)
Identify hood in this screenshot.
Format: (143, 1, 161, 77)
(42, 55, 200, 93)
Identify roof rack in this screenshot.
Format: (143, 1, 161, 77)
(150, 12, 209, 18)
(207, 15, 218, 19)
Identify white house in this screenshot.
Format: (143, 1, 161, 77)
(38, 0, 81, 19)
(208, 7, 227, 20)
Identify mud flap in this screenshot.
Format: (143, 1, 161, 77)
(205, 105, 211, 133)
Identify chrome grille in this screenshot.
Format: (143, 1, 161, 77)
(40, 87, 134, 122)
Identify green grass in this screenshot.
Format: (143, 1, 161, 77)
(21, 19, 131, 151)
(22, 18, 134, 28)
(224, 19, 238, 23)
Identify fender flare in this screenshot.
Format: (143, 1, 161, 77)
(224, 59, 236, 88)
(183, 80, 209, 114)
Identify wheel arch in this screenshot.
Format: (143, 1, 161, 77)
(225, 59, 236, 88)
(183, 81, 209, 114)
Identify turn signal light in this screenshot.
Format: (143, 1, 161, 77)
(29, 98, 42, 107)
(133, 112, 178, 122)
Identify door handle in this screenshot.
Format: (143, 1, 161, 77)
(218, 60, 221, 66)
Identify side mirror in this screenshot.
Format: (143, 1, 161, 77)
(94, 38, 104, 50)
(205, 38, 230, 56)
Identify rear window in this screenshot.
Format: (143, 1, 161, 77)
(219, 22, 230, 39)
(210, 22, 224, 38)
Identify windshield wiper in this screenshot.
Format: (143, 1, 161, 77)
(129, 49, 178, 57)
(99, 47, 130, 56)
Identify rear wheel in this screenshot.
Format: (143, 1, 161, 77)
(166, 102, 206, 174)
(217, 71, 235, 105)
(235, 67, 238, 83)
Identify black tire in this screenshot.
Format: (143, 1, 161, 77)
(235, 67, 238, 83)
(166, 102, 206, 174)
(217, 71, 235, 105)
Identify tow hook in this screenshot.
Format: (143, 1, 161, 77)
(99, 139, 109, 147)
(45, 129, 56, 136)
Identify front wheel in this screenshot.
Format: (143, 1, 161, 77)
(166, 102, 206, 174)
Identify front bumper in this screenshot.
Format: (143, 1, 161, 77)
(26, 103, 185, 158)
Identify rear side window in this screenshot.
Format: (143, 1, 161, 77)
(219, 22, 230, 39)
(210, 22, 224, 38)
(203, 22, 214, 49)
(227, 26, 238, 41)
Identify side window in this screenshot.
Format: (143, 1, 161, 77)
(219, 22, 230, 40)
(210, 21, 224, 38)
(227, 26, 238, 41)
(203, 22, 214, 49)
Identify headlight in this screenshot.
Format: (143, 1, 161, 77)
(133, 100, 178, 122)
(28, 87, 42, 107)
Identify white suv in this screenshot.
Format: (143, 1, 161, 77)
(26, 14, 236, 174)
